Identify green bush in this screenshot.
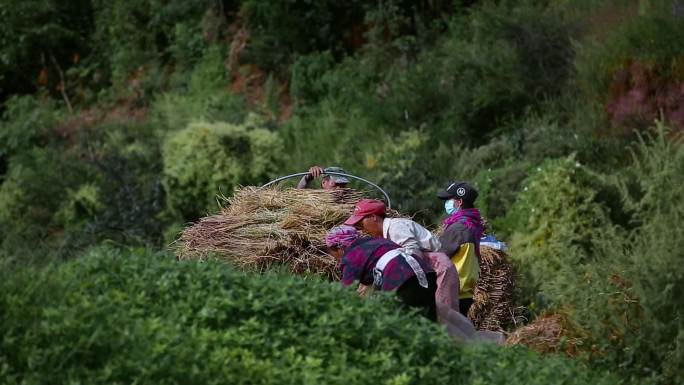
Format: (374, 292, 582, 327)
(0, 95, 62, 158)
(75, 122, 167, 247)
(503, 124, 683, 384)
(0, 246, 617, 385)
(151, 45, 247, 134)
(370, 130, 450, 225)
(369, 0, 575, 142)
(90, 0, 216, 86)
(162, 117, 283, 220)
(504, 156, 615, 309)
(0, 146, 92, 266)
(562, 123, 684, 383)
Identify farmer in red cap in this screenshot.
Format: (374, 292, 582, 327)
(344, 199, 461, 316)
(325, 225, 438, 321)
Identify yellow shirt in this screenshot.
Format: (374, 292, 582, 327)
(450, 242, 480, 299)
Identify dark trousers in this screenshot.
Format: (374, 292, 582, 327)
(395, 272, 438, 322)
(459, 297, 474, 317)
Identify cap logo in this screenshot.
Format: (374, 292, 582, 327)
(456, 187, 466, 197)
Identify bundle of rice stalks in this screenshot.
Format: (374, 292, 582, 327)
(505, 313, 584, 357)
(467, 246, 520, 331)
(176, 186, 364, 279)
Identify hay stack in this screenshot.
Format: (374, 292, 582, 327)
(176, 186, 364, 279)
(467, 246, 520, 331)
(505, 313, 583, 357)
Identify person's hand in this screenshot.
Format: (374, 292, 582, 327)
(308, 165, 324, 179)
(357, 284, 370, 297)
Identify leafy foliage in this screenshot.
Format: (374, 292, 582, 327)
(0, 147, 91, 265)
(0, 95, 61, 158)
(502, 125, 684, 384)
(162, 117, 283, 220)
(0, 247, 616, 385)
(1, 1, 684, 383)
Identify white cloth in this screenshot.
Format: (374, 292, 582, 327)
(382, 218, 441, 256)
(374, 249, 428, 288)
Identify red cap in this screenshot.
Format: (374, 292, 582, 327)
(344, 199, 386, 225)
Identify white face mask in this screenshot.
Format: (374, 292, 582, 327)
(444, 199, 458, 215)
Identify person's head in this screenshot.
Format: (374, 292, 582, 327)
(321, 166, 350, 190)
(437, 181, 478, 214)
(343, 199, 386, 237)
(325, 225, 360, 261)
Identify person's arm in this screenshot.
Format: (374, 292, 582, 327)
(297, 165, 324, 189)
(410, 220, 442, 252)
(296, 174, 312, 189)
(438, 223, 469, 257)
(340, 251, 364, 287)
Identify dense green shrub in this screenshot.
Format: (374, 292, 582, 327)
(0, 95, 62, 158)
(151, 45, 247, 134)
(560, 124, 684, 383)
(162, 117, 283, 220)
(370, 130, 452, 225)
(504, 125, 683, 384)
(76, 122, 167, 247)
(89, 0, 217, 86)
(0, 0, 93, 99)
(504, 156, 615, 308)
(0, 246, 617, 385)
(0, 147, 92, 266)
(241, 0, 448, 73)
(281, 0, 577, 188)
(366, 0, 575, 142)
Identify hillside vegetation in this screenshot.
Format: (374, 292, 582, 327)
(0, 247, 617, 385)
(1, 1, 683, 383)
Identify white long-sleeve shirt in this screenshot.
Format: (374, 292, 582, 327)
(382, 218, 441, 256)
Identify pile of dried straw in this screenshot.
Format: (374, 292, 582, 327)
(505, 313, 583, 357)
(176, 186, 363, 279)
(468, 246, 520, 331)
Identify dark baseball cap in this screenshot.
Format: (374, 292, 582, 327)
(437, 181, 478, 203)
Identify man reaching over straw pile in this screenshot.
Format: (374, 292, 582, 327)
(297, 165, 350, 189)
(343, 199, 461, 316)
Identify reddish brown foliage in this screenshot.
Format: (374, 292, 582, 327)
(606, 61, 684, 133)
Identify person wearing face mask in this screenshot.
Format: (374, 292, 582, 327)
(437, 181, 484, 316)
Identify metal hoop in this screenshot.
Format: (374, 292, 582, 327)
(261, 172, 392, 209)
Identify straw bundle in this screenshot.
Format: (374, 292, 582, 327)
(176, 186, 364, 279)
(467, 246, 520, 331)
(505, 313, 583, 357)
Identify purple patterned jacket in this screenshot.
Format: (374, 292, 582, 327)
(340, 237, 434, 291)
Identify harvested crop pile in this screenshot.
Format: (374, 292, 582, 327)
(176, 186, 364, 279)
(468, 246, 519, 331)
(505, 313, 584, 357)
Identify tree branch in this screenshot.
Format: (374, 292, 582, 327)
(49, 53, 73, 114)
